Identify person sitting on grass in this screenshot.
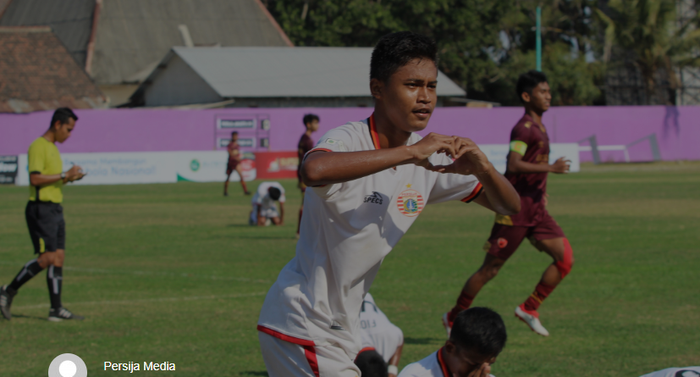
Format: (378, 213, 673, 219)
(249, 181, 285, 226)
(399, 307, 506, 377)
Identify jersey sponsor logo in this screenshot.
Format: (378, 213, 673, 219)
(524, 121, 532, 129)
(497, 237, 508, 248)
(396, 188, 424, 217)
(321, 138, 347, 151)
(364, 191, 384, 205)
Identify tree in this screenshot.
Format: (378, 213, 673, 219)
(266, 0, 510, 94)
(596, 0, 700, 104)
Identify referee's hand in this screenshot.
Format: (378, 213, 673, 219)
(66, 165, 86, 181)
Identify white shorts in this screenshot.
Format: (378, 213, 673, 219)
(249, 204, 279, 225)
(258, 330, 360, 377)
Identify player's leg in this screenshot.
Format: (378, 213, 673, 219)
(515, 213, 571, 336)
(445, 224, 527, 332)
(297, 184, 306, 237)
(224, 168, 232, 196)
(258, 331, 360, 377)
(235, 165, 250, 195)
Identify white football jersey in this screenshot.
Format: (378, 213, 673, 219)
(398, 350, 495, 377)
(640, 368, 700, 377)
(252, 181, 286, 209)
(258, 116, 483, 359)
(359, 293, 403, 363)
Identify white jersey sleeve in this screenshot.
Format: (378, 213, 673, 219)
(640, 367, 700, 377)
(304, 125, 361, 198)
(426, 152, 483, 205)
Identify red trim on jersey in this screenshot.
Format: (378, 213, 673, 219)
(355, 347, 377, 361)
(461, 183, 484, 203)
(305, 148, 332, 158)
(257, 325, 315, 347)
(368, 114, 381, 150)
(303, 345, 321, 377)
(437, 347, 452, 377)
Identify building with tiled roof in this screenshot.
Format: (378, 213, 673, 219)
(0, 26, 107, 113)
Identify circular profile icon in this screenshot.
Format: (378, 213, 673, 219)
(48, 353, 87, 377)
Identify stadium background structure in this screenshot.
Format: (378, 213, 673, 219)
(0, 105, 697, 163)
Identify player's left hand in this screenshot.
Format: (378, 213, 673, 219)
(428, 137, 492, 176)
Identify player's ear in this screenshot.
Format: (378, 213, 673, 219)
(370, 78, 383, 100)
(521, 91, 531, 103)
(444, 340, 456, 355)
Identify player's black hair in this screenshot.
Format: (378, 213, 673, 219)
(303, 114, 319, 126)
(49, 107, 78, 129)
(516, 70, 548, 102)
(370, 31, 438, 83)
(354, 349, 388, 377)
(450, 307, 507, 357)
(268, 187, 281, 201)
(231, 131, 238, 136)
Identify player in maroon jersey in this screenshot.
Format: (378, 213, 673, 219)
(443, 70, 573, 337)
(224, 131, 250, 196)
(296, 114, 319, 237)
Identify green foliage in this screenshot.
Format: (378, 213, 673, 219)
(595, 0, 700, 102)
(267, 0, 510, 95)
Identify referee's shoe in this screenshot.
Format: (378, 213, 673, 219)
(0, 285, 13, 320)
(48, 307, 84, 322)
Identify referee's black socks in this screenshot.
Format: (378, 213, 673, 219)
(47, 266, 63, 309)
(7, 258, 44, 295)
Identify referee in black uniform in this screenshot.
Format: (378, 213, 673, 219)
(0, 108, 86, 321)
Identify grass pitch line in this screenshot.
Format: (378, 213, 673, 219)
(13, 291, 268, 310)
(0, 261, 270, 284)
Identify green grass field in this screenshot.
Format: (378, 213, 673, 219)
(1, 162, 699, 376)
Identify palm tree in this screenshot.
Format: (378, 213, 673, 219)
(596, 0, 700, 104)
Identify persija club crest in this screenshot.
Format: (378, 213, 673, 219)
(396, 188, 424, 217)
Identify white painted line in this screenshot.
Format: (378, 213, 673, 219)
(14, 291, 268, 310)
(0, 261, 270, 284)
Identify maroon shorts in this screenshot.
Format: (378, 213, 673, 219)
(226, 160, 239, 175)
(485, 211, 565, 260)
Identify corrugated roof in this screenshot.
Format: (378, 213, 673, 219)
(162, 46, 466, 98)
(0, 0, 95, 68)
(0, 26, 106, 113)
(91, 0, 292, 85)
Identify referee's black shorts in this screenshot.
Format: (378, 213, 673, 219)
(25, 201, 65, 254)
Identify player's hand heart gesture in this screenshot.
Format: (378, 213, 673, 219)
(430, 137, 493, 176)
(408, 132, 461, 170)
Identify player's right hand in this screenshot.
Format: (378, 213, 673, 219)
(466, 362, 492, 377)
(550, 157, 571, 174)
(408, 133, 462, 169)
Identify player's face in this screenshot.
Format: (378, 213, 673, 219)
(55, 118, 76, 143)
(308, 120, 319, 132)
(445, 343, 496, 377)
(526, 82, 551, 112)
(372, 58, 438, 133)
(232, 133, 238, 142)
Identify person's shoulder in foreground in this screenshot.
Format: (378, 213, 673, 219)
(399, 308, 506, 377)
(640, 367, 700, 377)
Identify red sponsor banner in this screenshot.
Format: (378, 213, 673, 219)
(255, 151, 299, 180)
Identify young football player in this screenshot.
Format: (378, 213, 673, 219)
(359, 293, 403, 377)
(297, 114, 320, 237)
(249, 181, 286, 226)
(444, 70, 573, 337)
(224, 131, 250, 196)
(256, 32, 519, 377)
(399, 307, 506, 377)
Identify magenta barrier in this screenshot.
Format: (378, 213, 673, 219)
(0, 106, 696, 162)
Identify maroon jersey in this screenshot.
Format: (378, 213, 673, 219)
(500, 113, 550, 227)
(297, 133, 314, 180)
(227, 141, 241, 164)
